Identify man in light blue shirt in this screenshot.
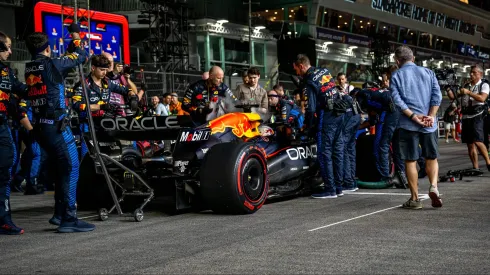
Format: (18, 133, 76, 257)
(390, 46, 442, 210)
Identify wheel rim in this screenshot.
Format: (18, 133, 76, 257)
(241, 158, 265, 202)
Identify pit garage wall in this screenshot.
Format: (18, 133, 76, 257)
(310, 0, 490, 48)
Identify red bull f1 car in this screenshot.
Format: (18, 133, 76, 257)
(77, 111, 321, 216)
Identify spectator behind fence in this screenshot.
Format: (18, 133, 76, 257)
(169, 92, 189, 115)
(162, 93, 172, 115)
(390, 45, 443, 210)
(459, 65, 490, 170)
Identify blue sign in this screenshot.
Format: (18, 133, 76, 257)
(44, 14, 123, 61)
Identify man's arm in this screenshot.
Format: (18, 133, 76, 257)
(461, 83, 489, 103)
(123, 74, 143, 100)
(10, 71, 28, 99)
(52, 38, 87, 74)
(260, 89, 268, 113)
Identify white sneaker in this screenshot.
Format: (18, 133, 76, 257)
(445, 139, 449, 143)
(429, 185, 442, 208)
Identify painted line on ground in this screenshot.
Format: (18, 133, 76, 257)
(348, 192, 431, 199)
(308, 196, 429, 232)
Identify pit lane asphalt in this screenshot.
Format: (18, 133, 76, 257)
(2, 141, 490, 274)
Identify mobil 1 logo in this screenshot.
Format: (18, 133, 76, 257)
(180, 130, 211, 142)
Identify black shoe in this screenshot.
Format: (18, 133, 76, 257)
(57, 219, 95, 233)
(24, 185, 44, 195)
(11, 181, 24, 193)
(0, 217, 24, 235)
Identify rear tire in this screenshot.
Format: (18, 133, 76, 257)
(200, 142, 269, 214)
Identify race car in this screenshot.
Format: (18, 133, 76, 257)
(77, 109, 321, 215)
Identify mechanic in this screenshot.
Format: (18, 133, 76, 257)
(267, 89, 304, 129)
(17, 99, 45, 195)
(183, 65, 237, 125)
(72, 54, 141, 160)
(235, 67, 268, 113)
(24, 25, 95, 233)
(337, 73, 362, 193)
(8, 92, 23, 193)
(353, 71, 407, 189)
(272, 84, 289, 100)
(293, 54, 348, 199)
(0, 30, 32, 235)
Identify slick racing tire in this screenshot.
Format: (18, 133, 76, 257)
(76, 155, 112, 210)
(357, 180, 390, 189)
(356, 134, 394, 182)
(200, 142, 269, 215)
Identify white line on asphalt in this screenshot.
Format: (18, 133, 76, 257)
(308, 196, 430, 232)
(348, 193, 431, 200)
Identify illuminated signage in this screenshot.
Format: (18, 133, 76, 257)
(371, 0, 476, 35)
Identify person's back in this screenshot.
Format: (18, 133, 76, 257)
(391, 63, 440, 133)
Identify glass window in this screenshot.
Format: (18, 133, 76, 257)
(399, 28, 417, 46)
(434, 37, 451, 52)
(316, 6, 324, 26)
(320, 9, 352, 31)
(452, 40, 464, 55)
(347, 64, 373, 83)
(196, 36, 205, 58)
(419, 32, 434, 49)
(378, 22, 398, 42)
(289, 5, 308, 23)
(351, 16, 377, 36)
(336, 10, 352, 32)
(224, 38, 249, 64)
(253, 43, 264, 66)
(253, 8, 284, 23)
(209, 36, 221, 61)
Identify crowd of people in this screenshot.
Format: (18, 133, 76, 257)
(2, 22, 486, 236)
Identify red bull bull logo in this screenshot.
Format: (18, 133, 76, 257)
(26, 74, 43, 86)
(208, 113, 262, 139)
(0, 90, 10, 101)
(1, 70, 8, 77)
(319, 74, 332, 85)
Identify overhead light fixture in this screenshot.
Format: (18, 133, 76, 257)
(360, 26, 363, 28)
(367, 22, 371, 25)
(339, 15, 342, 18)
(287, 31, 291, 35)
(282, 8, 284, 10)
(232, 72, 238, 76)
(273, 17, 276, 20)
(344, 22, 347, 25)
(324, 11, 327, 14)
(255, 26, 266, 30)
(300, 5, 302, 7)
(411, 32, 414, 35)
(383, 26, 386, 29)
(289, 15, 292, 18)
(217, 19, 228, 24)
(360, 20, 363, 23)
(338, 25, 340, 28)
(274, 11, 277, 14)
(265, 10, 268, 12)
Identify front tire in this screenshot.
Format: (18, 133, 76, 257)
(200, 142, 269, 214)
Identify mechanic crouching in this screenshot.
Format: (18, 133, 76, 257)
(352, 74, 407, 188)
(267, 90, 304, 140)
(293, 54, 347, 199)
(72, 54, 141, 160)
(24, 25, 93, 233)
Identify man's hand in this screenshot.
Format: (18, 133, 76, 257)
(459, 88, 470, 95)
(411, 114, 427, 127)
(422, 115, 435, 127)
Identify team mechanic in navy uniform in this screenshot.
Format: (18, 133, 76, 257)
(352, 74, 407, 189)
(267, 89, 304, 130)
(72, 54, 140, 160)
(0, 31, 33, 235)
(293, 54, 349, 199)
(337, 77, 362, 193)
(182, 66, 237, 124)
(24, 24, 95, 233)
